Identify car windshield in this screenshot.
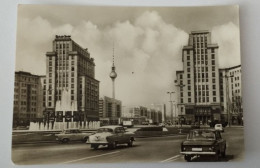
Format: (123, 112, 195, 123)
(97, 128, 113, 133)
(187, 130, 216, 140)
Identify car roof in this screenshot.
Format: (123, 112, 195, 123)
(99, 125, 123, 130)
(190, 129, 216, 132)
(63, 128, 80, 131)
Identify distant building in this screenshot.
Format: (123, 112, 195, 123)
(219, 65, 242, 124)
(13, 71, 44, 127)
(121, 105, 163, 124)
(44, 35, 99, 123)
(99, 96, 122, 125)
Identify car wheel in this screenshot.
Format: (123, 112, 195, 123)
(221, 146, 226, 157)
(62, 138, 69, 143)
(108, 141, 117, 149)
(214, 151, 220, 161)
(184, 155, 192, 162)
(82, 137, 88, 142)
(91, 144, 99, 150)
(128, 139, 133, 147)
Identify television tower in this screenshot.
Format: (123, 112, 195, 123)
(109, 45, 117, 99)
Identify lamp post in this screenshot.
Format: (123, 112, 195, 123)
(172, 101, 177, 127)
(175, 84, 185, 127)
(224, 73, 234, 127)
(167, 91, 175, 125)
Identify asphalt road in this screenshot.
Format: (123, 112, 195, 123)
(12, 127, 244, 165)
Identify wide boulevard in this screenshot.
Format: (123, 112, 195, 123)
(12, 127, 244, 164)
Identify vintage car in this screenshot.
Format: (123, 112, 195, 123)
(180, 129, 226, 161)
(87, 125, 135, 150)
(56, 129, 92, 143)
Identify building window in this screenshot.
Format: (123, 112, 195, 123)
(187, 74, 190, 78)
(188, 92, 191, 96)
(71, 96, 74, 100)
(180, 74, 183, 79)
(212, 73, 215, 77)
(188, 80, 190, 84)
(213, 91, 216, 96)
(187, 56, 190, 60)
(188, 85, 191, 90)
(212, 78, 215, 83)
(212, 60, 215, 65)
(213, 97, 216, 102)
(187, 62, 190, 66)
(48, 102, 52, 106)
(187, 68, 190, 72)
(188, 98, 191, 103)
(181, 99, 183, 103)
(213, 85, 216, 89)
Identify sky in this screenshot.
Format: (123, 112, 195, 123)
(15, 5, 241, 112)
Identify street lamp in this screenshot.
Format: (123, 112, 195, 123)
(172, 101, 177, 127)
(224, 73, 234, 127)
(167, 91, 175, 125)
(175, 84, 185, 127)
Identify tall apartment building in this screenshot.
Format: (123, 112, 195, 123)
(13, 71, 44, 127)
(44, 35, 99, 123)
(219, 65, 242, 124)
(175, 30, 221, 125)
(99, 96, 122, 125)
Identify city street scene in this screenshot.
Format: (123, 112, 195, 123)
(12, 5, 243, 164)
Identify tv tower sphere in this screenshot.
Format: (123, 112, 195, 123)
(110, 66, 117, 79)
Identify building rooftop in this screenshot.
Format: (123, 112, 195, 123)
(191, 30, 210, 34)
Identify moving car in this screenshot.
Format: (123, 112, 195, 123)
(87, 125, 135, 150)
(214, 124, 224, 132)
(56, 129, 92, 143)
(180, 129, 226, 161)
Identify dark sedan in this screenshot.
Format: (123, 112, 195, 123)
(180, 129, 226, 161)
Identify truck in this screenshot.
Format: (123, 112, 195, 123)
(122, 121, 134, 128)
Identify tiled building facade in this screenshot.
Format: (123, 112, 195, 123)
(44, 35, 99, 123)
(175, 30, 222, 125)
(219, 65, 243, 125)
(13, 71, 44, 126)
(175, 30, 242, 125)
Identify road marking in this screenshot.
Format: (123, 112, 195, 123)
(60, 151, 120, 164)
(160, 155, 180, 162)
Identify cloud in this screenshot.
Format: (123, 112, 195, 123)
(19, 11, 246, 110)
(211, 22, 241, 68)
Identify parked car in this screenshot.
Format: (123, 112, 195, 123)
(56, 129, 92, 143)
(87, 125, 135, 150)
(190, 123, 200, 129)
(180, 129, 226, 161)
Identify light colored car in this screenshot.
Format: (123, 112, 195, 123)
(56, 129, 92, 143)
(87, 125, 135, 150)
(214, 124, 224, 132)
